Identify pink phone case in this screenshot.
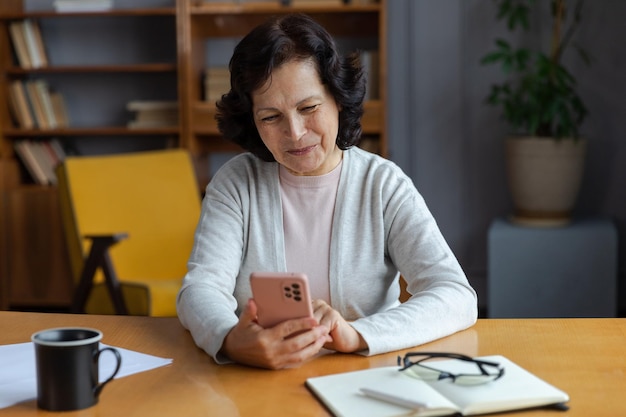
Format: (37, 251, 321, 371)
(250, 272, 313, 328)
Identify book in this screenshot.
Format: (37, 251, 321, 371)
(49, 138, 68, 161)
(21, 80, 66, 129)
(6, 83, 23, 127)
(13, 141, 48, 185)
(305, 355, 569, 417)
(132, 108, 178, 124)
(13, 139, 67, 185)
(126, 100, 179, 128)
(126, 100, 178, 112)
(204, 67, 230, 103)
(29, 141, 58, 185)
(287, 0, 345, 5)
(7, 81, 35, 129)
(34, 80, 58, 129)
(42, 141, 61, 168)
(127, 119, 178, 129)
(25, 81, 49, 129)
(53, 0, 113, 12)
(8, 21, 32, 69)
(50, 91, 70, 128)
(23, 19, 48, 68)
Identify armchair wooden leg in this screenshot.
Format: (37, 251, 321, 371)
(100, 251, 128, 315)
(72, 233, 129, 315)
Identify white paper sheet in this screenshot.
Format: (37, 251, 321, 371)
(0, 342, 173, 409)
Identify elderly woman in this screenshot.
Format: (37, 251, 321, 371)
(177, 13, 477, 369)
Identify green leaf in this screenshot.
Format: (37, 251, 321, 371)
(482, 0, 589, 137)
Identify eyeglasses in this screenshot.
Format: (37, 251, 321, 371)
(397, 352, 505, 385)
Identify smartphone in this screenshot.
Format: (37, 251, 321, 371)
(249, 272, 313, 328)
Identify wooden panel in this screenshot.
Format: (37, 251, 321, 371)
(0, 0, 23, 15)
(5, 187, 73, 308)
(190, 6, 379, 38)
(0, 8, 175, 19)
(191, 103, 219, 135)
(361, 100, 382, 134)
(0, 162, 20, 311)
(0, 160, 20, 188)
(0, 188, 7, 310)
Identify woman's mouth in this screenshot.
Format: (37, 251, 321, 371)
(287, 145, 316, 156)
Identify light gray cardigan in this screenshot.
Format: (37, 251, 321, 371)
(177, 147, 477, 363)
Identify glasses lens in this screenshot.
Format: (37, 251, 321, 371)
(454, 374, 499, 385)
(403, 365, 442, 381)
(400, 353, 504, 386)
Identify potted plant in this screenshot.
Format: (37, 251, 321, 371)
(481, 0, 590, 226)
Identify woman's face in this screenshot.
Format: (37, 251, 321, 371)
(252, 58, 342, 176)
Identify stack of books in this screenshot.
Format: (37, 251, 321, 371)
(203, 67, 230, 104)
(8, 19, 48, 69)
(7, 80, 70, 130)
(126, 100, 179, 129)
(284, 0, 347, 5)
(13, 139, 67, 186)
(53, 0, 113, 12)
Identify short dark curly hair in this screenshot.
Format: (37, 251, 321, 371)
(215, 13, 366, 162)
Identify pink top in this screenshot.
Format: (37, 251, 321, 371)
(279, 161, 343, 302)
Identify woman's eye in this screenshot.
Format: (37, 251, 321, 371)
(261, 115, 279, 122)
(301, 104, 319, 113)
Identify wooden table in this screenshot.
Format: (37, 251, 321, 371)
(0, 311, 624, 416)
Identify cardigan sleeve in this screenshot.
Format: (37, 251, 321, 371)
(176, 153, 285, 363)
(344, 151, 478, 355)
(176, 156, 254, 363)
(176, 185, 243, 362)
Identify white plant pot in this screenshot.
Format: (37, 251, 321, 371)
(506, 136, 587, 227)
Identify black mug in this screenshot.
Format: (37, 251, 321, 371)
(31, 327, 122, 411)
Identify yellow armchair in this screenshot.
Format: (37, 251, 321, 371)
(56, 149, 201, 316)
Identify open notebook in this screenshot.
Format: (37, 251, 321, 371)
(306, 355, 569, 417)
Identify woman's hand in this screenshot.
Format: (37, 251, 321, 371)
(312, 299, 368, 353)
(221, 299, 329, 370)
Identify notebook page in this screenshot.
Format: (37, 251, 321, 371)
(423, 355, 569, 415)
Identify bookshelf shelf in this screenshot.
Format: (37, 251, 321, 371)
(190, 3, 379, 14)
(0, 8, 176, 20)
(188, 7, 379, 37)
(6, 64, 177, 75)
(3, 127, 179, 137)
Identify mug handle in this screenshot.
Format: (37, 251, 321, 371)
(93, 347, 122, 398)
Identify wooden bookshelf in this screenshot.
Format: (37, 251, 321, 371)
(0, 0, 387, 310)
(0, 1, 179, 310)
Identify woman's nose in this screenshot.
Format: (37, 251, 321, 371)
(284, 114, 306, 141)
